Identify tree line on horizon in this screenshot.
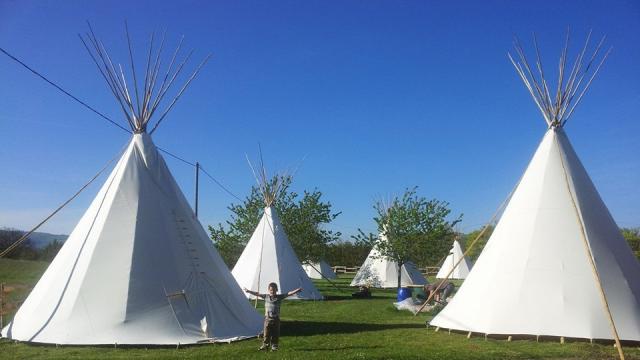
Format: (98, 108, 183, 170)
(0, 229, 64, 262)
(208, 177, 640, 271)
(2, 183, 638, 267)
(210, 176, 461, 271)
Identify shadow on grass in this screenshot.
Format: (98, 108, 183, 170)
(281, 320, 424, 337)
(0, 336, 258, 349)
(322, 295, 358, 301)
(322, 295, 393, 301)
(296, 344, 383, 352)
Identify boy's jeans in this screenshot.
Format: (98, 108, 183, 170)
(263, 317, 280, 346)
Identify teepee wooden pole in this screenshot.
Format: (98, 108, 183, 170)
(415, 170, 523, 315)
(254, 211, 268, 308)
(0, 145, 126, 258)
(0, 283, 4, 330)
(124, 21, 143, 118)
(555, 134, 625, 360)
(414, 224, 490, 314)
(194, 162, 200, 218)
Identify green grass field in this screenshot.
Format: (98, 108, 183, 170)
(0, 258, 638, 359)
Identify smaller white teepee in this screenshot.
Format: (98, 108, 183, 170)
(231, 168, 322, 300)
(303, 260, 337, 280)
(350, 232, 427, 288)
(436, 240, 471, 279)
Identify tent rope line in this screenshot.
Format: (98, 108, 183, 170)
(0, 141, 128, 258)
(0, 139, 241, 258)
(0, 44, 242, 204)
(554, 134, 625, 360)
(157, 147, 197, 167)
(253, 213, 268, 308)
(199, 166, 243, 202)
(305, 263, 346, 294)
(415, 167, 525, 315)
(0, 46, 131, 134)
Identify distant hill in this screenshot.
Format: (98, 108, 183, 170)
(0, 229, 68, 249)
(27, 231, 68, 248)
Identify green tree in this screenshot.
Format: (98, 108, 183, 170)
(461, 225, 494, 262)
(621, 227, 640, 260)
(357, 187, 462, 290)
(209, 175, 341, 268)
(461, 226, 640, 263)
(0, 228, 38, 260)
(326, 239, 372, 267)
(37, 239, 64, 262)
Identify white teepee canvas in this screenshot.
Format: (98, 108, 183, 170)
(436, 240, 471, 279)
(350, 232, 428, 288)
(304, 260, 337, 280)
(430, 34, 640, 342)
(1, 28, 262, 345)
(232, 207, 323, 300)
(2, 134, 263, 344)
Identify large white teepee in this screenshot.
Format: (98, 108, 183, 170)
(431, 34, 640, 342)
(1, 29, 262, 345)
(436, 240, 471, 279)
(232, 207, 323, 300)
(303, 260, 337, 280)
(350, 232, 427, 288)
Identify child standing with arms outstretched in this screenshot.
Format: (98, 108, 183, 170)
(244, 283, 303, 351)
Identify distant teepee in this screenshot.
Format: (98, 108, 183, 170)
(431, 32, 640, 343)
(2, 26, 262, 345)
(351, 231, 428, 288)
(232, 165, 322, 300)
(303, 260, 337, 280)
(435, 240, 471, 280)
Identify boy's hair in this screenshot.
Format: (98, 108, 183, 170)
(268, 282, 278, 291)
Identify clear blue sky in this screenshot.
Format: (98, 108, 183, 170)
(1, 1, 638, 237)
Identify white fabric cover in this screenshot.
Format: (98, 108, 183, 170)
(303, 260, 337, 280)
(232, 207, 323, 300)
(350, 233, 428, 288)
(436, 240, 471, 279)
(393, 297, 435, 314)
(1, 134, 262, 345)
(431, 128, 640, 341)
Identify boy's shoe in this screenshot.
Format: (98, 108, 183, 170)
(258, 344, 269, 351)
(271, 345, 279, 351)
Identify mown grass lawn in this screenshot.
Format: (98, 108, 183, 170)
(0, 258, 638, 359)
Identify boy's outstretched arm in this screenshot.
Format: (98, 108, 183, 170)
(286, 287, 303, 297)
(243, 287, 265, 298)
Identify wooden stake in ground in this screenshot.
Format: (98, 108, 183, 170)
(0, 283, 4, 330)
